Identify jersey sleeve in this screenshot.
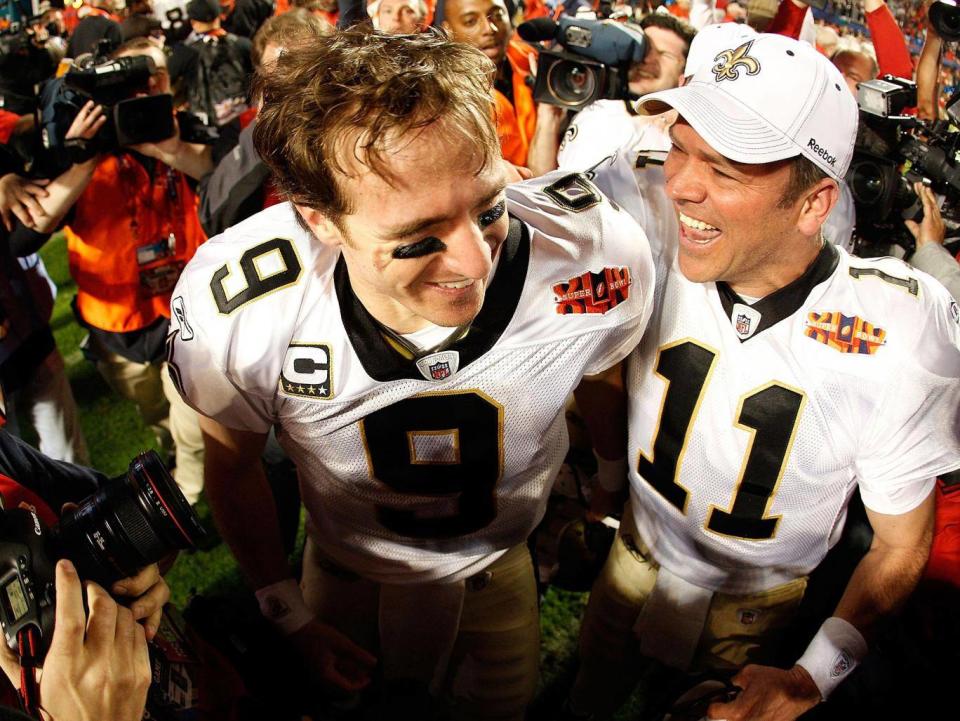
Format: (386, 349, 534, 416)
(855, 279, 960, 514)
(581, 184, 655, 376)
(507, 170, 657, 377)
(557, 101, 636, 171)
(166, 250, 277, 435)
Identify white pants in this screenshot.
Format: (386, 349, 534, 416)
(5, 349, 89, 465)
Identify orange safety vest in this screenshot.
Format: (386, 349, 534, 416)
(495, 49, 537, 167)
(66, 154, 207, 334)
(495, 89, 527, 167)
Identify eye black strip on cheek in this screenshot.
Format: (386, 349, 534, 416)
(335, 215, 529, 381)
(391, 236, 447, 259)
(478, 200, 506, 229)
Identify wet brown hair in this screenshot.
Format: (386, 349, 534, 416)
(252, 27, 499, 225)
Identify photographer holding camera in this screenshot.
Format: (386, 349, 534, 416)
(904, 180, 960, 301)
(0, 560, 151, 721)
(22, 37, 211, 505)
(0, 420, 183, 721)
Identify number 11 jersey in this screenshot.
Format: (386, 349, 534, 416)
(627, 243, 960, 595)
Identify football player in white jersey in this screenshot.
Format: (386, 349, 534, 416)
(567, 32, 960, 721)
(165, 28, 656, 719)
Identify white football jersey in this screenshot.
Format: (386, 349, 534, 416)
(626, 245, 960, 594)
(558, 101, 672, 176)
(168, 172, 655, 584)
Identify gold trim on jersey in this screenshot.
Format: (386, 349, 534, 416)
(407, 429, 461, 465)
(703, 381, 807, 541)
(358, 388, 506, 487)
(638, 337, 720, 516)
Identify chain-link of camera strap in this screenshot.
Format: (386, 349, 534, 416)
(16, 626, 42, 718)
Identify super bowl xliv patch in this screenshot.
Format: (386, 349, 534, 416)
(731, 303, 761, 341)
(415, 350, 460, 382)
(950, 300, 959, 327)
(805, 312, 886, 355)
(171, 296, 194, 341)
(554, 267, 631, 315)
(280, 343, 333, 398)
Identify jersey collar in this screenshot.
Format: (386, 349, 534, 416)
(716, 242, 839, 342)
(334, 216, 530, 381)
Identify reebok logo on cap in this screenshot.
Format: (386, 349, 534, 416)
(807, 138, 837, 167)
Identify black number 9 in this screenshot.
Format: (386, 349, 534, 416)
(210, 238, 301, 314)
(360, 391, 503, 539)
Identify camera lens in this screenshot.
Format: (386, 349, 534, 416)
(548, 59, 597, 107)
(849, 159, 886, 206)
(930, 1, 960, 42)
(53, 451, 206, 587)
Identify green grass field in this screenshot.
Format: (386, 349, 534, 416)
(31, 232, 646, 717)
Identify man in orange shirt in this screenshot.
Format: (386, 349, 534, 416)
(439, 0, 536, 166)
(26, 39, 211, 504)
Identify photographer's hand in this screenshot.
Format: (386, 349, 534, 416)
(130, 115, 214, 181)
(289, 618, 377, 693)
(112, 563, 170, 641)
(905, 182, 946, 248)
(0, 561, 151, 721)
(65, 101, 107, 143)
(0, 173, 50, 231)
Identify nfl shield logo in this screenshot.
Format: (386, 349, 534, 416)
(831, 650, 852, 678)
(415, 350, 460, 381)
(736, 313, 751, 336)
(429, 361, 451, 380)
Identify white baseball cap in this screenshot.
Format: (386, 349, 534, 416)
(638, 32, 858, 180)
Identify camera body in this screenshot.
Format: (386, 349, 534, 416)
(34, 52, 176, 176)
(0, 451, 205, 660)
(518, 17, 648, 110)
(849, 76, 960, 256)
(0, 509, 56, 658)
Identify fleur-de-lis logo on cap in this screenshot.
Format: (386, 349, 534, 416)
(712, 41, 761, 82)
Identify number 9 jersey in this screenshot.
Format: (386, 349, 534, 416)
(627, 242, 960, 595)
(166, 172, 655, 584)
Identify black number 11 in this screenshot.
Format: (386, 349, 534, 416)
(638, 341, 806, 540)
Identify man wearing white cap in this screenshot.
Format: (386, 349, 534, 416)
(568, 32, 960, 721)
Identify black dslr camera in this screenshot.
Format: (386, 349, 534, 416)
(0, 451, 205, 660)
(517, 16, 648, 111)
(33, 48, 176, 176)
(848, 75, 960, 256)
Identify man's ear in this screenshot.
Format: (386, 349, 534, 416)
(295, 205, 343, 248)
(797, 178, 839, 238)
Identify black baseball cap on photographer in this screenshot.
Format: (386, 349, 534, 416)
(187, 0, 221, 22)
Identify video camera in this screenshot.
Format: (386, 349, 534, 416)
(0, 12, 61, 114)
(33, 45, 177, 176)
(516, 15, 648, 111)
(929, 0, 960, 42)
(0, 450, 205, 660)
(848, 75, 960, 256)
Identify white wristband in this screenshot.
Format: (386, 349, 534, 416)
(594, 453, 628, 493)
(796, 617, 868, 700)
(255, 579, 314, 636)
